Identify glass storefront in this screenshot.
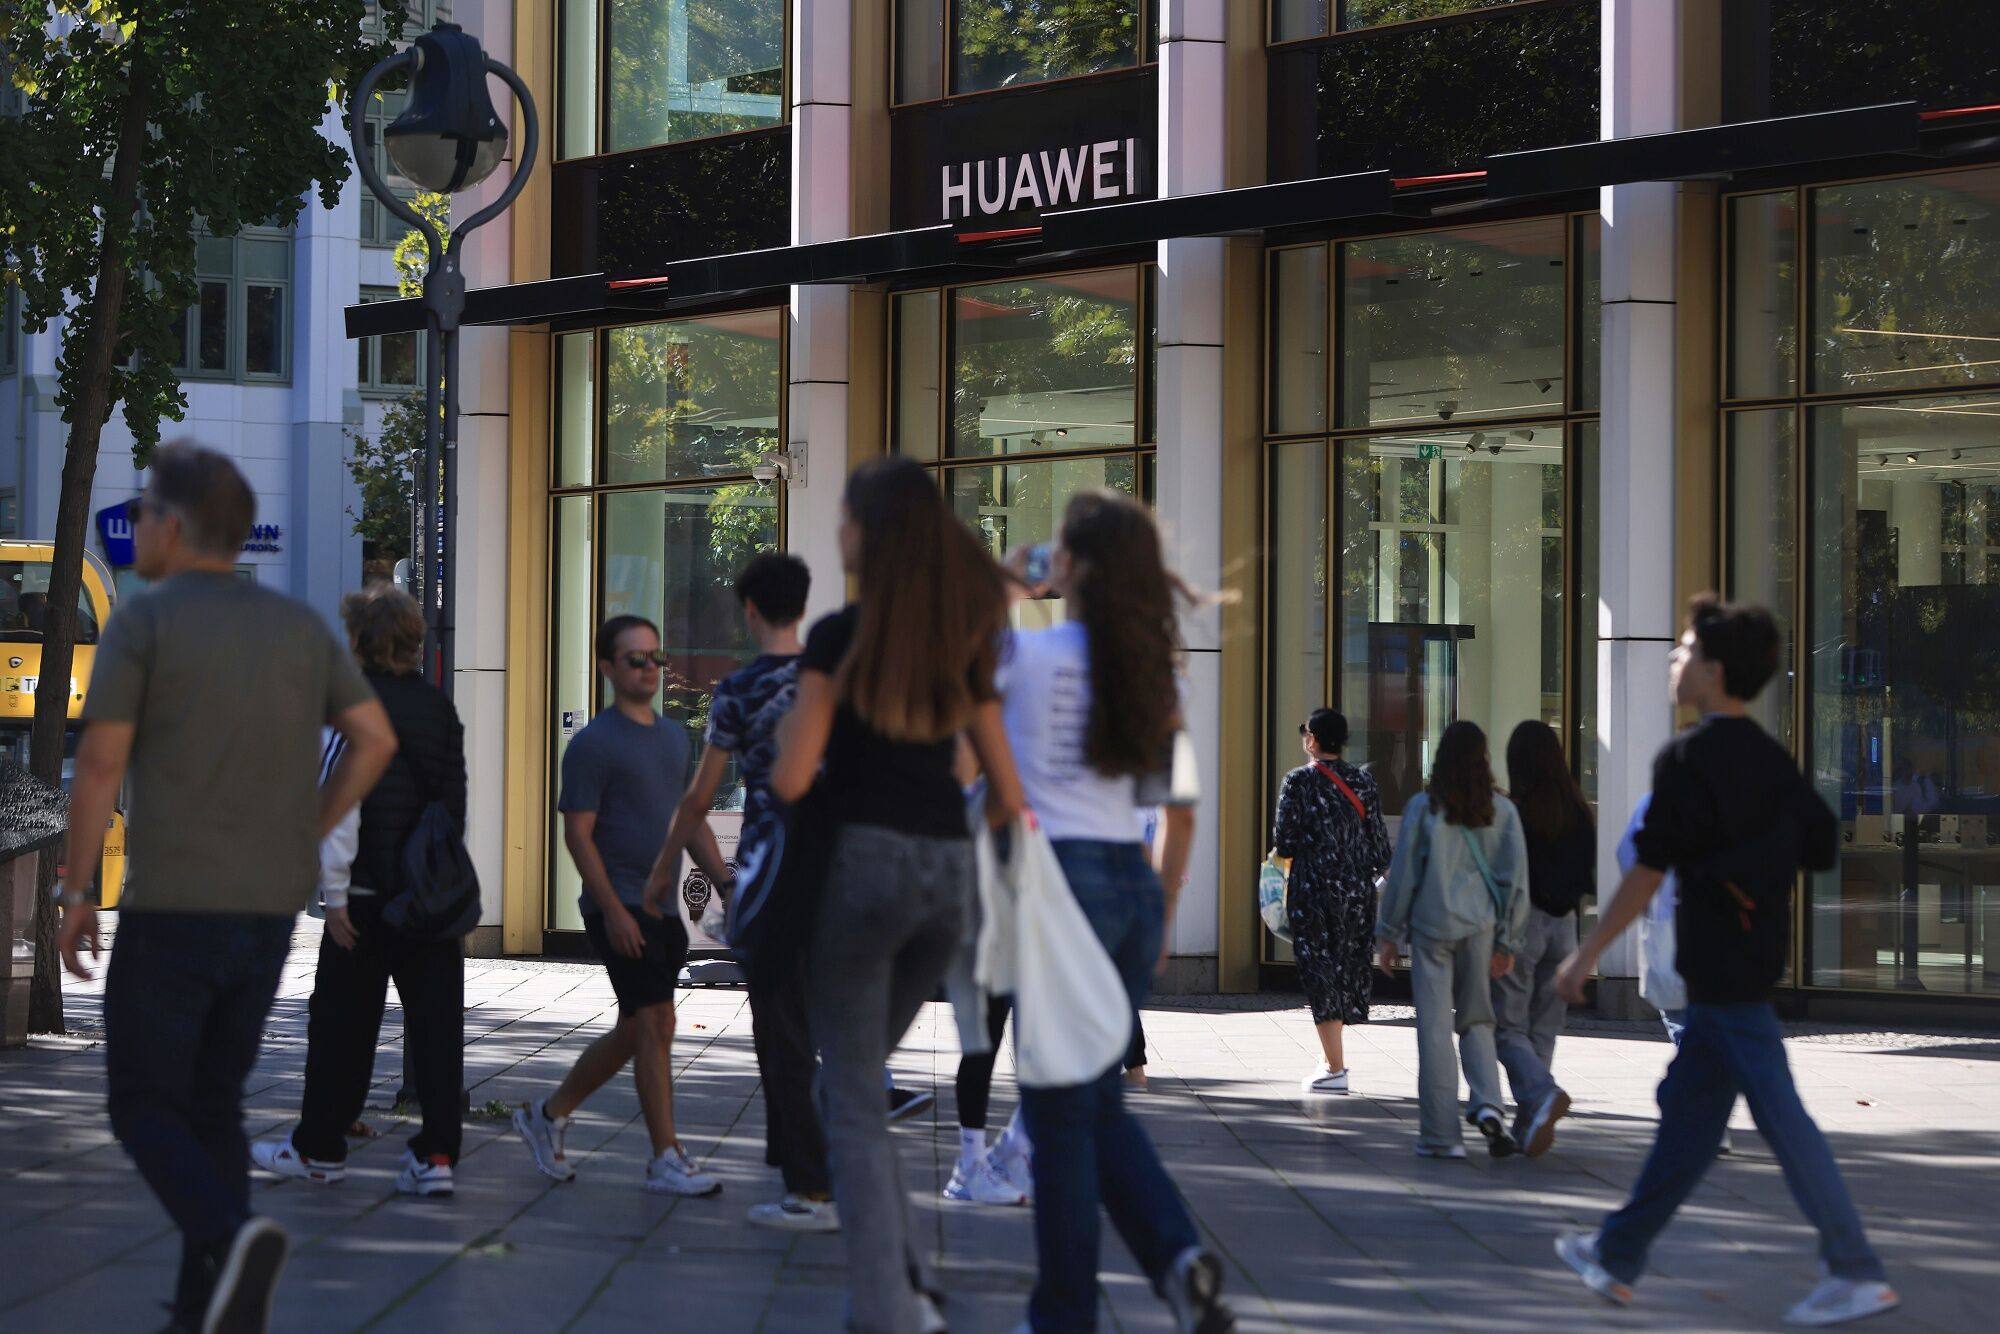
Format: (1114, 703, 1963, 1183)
(892, 265, 1154, 625)
(558, 0, 787, 158)
(1265, 214, 1601, 879)
(546, 314, 784, 931)
(1726, 165, 2000, 996)
(894, 1, 1155, 104)
(1270, 0, 1539, 44)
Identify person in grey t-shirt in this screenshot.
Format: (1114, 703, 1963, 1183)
(513, 614, 733, 1198)
(56, 443, 397, 1334)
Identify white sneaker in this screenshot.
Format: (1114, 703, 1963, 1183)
(645, 1145, 722, 1196)
(746, 1194, 840, 1232)
(916, 1291, 948, 1334)
(1555, 1230, 1633, 1307)
(201, 1216, 289, 1334)
(512, 1099, 577, 1182)
(1414, 1143, 1468, 1160)
(992, 1148, 1035, 1203)
(395, 1150, 455, 1198)
(1163, 1247, 1236, 1333)
(1301, 1066, 1350, 1095)
(942, 1153, 1028, 1206)
(1783, 1276, 1900, 1326)
(249, 1135, 345, 1184)
(1522, 1087, 1572, 1159)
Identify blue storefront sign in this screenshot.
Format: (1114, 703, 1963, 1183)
(94, 502, 135, 567)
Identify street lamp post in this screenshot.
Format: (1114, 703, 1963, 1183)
(349, 22, 537, 693)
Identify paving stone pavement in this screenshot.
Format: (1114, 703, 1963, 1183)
(2, 925, 1995, 1332)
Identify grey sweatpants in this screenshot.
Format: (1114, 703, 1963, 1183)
(1408, 929, 1506, 1150)
(1491, 906, 1577, 1113)
(806, 824, 970, 1334)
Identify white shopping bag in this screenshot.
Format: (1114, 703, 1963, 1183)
(1009, 818, 1134, 1089)
(973, 816, 1018, 998)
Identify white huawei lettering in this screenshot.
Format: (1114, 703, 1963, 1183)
(941, 137, 1141, 222)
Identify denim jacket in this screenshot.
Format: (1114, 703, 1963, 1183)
(1374, 792, 1530, 954)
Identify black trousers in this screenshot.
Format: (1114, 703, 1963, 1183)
(747, 962, 832, 1197)
(293, 900, 464, 1164)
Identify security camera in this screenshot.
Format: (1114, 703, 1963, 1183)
(1487, 441, 1504, 455)
(1436, 400, 1458, 421)
(1533, 378, 1553, 394)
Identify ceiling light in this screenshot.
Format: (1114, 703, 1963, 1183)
(1878, 455, 1891, 467)
(1907, 453, 1920, 464)
(1533, 378, 1553, 393)
(1511, 429, 1535, 442)
(1952, 449, 1964, 460)
(1055, 427, 1069, 437)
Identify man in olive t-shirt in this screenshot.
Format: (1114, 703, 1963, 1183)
(55, 444, 397, 1334)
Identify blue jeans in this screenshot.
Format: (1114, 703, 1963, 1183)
(1021, 840, 1199, 1333)
(1597, 1001, 1885, 1285)
(106, 911, 294, 1314)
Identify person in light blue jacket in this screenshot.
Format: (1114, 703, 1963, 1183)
(1375, 720, 1531, 1159)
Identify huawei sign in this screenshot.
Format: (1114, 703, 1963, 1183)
(941, 138, 1144, 223)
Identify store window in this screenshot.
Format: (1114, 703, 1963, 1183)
(895, 1, 1154, 104)
(173, 231, 291, 383)
(559, 0, 787, 159)
(1271, 0, 1539, 43)
(357, 287, 423, 395)
(892, 265, 1154, 619)
(1725, 165, 2000, 996)
(359, 90, 420, 247)
(547, 311, 784, 931)
(1265, 215, 1599, 848)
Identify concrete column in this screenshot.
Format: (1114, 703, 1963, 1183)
(448, 0, 518, 944)
(1595, 0, 1680, 1001)
(787, 0, 853, 623)
(1154, 1, 1227, 990)
(289, 104, 366, 630)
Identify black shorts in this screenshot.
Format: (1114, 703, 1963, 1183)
(583, 909, 689, 1018)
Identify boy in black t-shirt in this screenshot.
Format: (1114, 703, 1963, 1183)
(1552, 597, 1897, 1328)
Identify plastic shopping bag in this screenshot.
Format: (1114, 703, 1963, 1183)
(973, 810, 1017, 999)
(1259, 855, 1292, 943)
(1010, 818, 1134, 1089)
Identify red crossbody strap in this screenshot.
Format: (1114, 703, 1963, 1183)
(1314, 762, 1367, 821)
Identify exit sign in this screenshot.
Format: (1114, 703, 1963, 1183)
(1416, 442, 1441, 461)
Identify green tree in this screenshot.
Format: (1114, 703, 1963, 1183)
(0, 0, 407, 1032)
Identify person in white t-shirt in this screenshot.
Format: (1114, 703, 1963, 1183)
(997, 490, 1234, 1334)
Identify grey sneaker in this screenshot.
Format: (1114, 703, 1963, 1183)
(746, 1194, 840, 1233)
(1163, 1247, 1235, 1333)
(1522, 1088, 1572, 1159)
(645, 1145, 722, 1196)
(512, 1099, 577, 1182)
(1555, 1230, 1632, 1306)
(200, 1216, 289, 1334)
(1783, 1276, 1899, 1326)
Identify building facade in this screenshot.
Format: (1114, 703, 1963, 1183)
(350, 0, 2000, 1019)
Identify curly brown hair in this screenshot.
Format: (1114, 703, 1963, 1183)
(1428, 719, 1496, 828)
(1061, 490, 1185, 778)
(341, 585, 425, 674)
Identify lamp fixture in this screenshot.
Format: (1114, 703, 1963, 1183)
(383, 24, 509, 194)
(1466, 432, 1486, 452)
(1907, 452, 1920, 464)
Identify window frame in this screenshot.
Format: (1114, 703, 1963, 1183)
(1719, 162, 2000, 1000)
(357, 286, 425, 397)
(172, 229, 293, 386)
(557, 0, 794, 163)
(1265, 0, 1570, 48)
(893, 0, 1157, 109)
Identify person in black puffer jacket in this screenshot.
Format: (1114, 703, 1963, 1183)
(1493, 719, 1594, 1160)
(250, 586, 470, 1198)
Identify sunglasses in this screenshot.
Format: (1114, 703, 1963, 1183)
(619, 650, 668, 670)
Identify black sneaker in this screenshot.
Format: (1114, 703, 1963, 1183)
(200, 1216, 289, 1333)
(1164, 1248, 1236, 1333)
(887, 1087, 935, 1122)
(1472, 1106, 1519, 1159)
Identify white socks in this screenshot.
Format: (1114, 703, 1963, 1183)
(993, 1109, 1031, 1165)
(957, 1127, 987, 1169)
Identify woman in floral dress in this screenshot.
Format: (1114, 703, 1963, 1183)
(1272, 708, 1392, 1094)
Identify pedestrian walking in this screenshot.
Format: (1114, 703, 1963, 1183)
(1375, 720, 1528, 1160)
(1271, 707, 1391, 1096)
(1000, 490, 1235, 1334)
(251, 586, 469, 1197)
(54, 443, 398, 1334)
(1554, 597, 1897, 1326)
(1492, 719, 1592, 1157)
(943, 996, 1032, 1206)
(512, 615, 735, 1196)
(769, 456, 1025, 1334)
(642, 553, 839, 1232)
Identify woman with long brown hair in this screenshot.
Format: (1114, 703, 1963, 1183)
(1495, 719, 1594, 1157)
(999, 490, 1235, 1334)
(770, 457, 1024, 1334)
(1375, 720, 1529, 1159)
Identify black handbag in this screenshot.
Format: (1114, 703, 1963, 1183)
(728, 784, 832, 981)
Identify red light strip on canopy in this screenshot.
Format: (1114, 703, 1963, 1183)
(606, 275, 672, 291)
(1392, 169, 1488, 189)
(956, 226, 1042, 244)
(1921, 103, 2000, 121)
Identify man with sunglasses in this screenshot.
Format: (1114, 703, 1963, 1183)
(513, 614, 732, 1197)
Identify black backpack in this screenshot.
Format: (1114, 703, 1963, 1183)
(381, 733, 480, 940)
